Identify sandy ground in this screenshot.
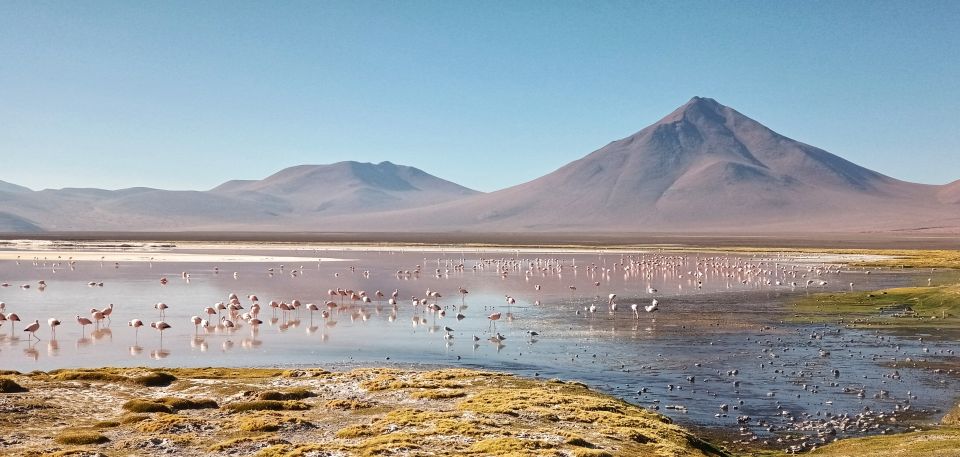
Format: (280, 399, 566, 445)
(0, 239, 897, 263)
(2, 231, 958, 249)
(0, 240, 350, 263)
(0, 250, 347, 263)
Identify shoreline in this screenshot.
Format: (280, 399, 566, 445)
(1, 231, 959, 250)
(0, 239, 907, 265)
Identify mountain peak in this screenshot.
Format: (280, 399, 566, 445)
(656, 96, 730, 126)
(686, 96, 721, 108)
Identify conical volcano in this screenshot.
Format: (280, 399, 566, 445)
(359, 97, 952, 232)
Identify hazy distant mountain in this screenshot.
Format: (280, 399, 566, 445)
(940, 180, 960, 205)
(0, 211, 41, 232)
(0, 180, 31, 193)
(0, 162, 478, 232)
(211, 161, 478, 216)
(337, 97, 956, 233)
(0, 99, 956, 234)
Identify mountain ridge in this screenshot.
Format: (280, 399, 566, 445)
(0, 98, 955, 233)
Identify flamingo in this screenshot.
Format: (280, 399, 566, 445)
(90, 309, 105, 329)
(487, 312, 501, 332)
(307, 303, 320, 324)
(128, 318, 143, 339)
(77, 315, 93, 336)
(279, 302, 293, 320)
(191, 316, 202, 335)
(645, 299, 659, 313)
(24, 319, 40, 341)
(101, 303, 114, 322)
(630, 303, 639, 319)
(150, 321, 171, 341)
(155, 302, 169, 318)
(7, 313, 20, 335)
(48, 318, 61, 338)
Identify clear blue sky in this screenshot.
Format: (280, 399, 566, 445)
(1, 0, 957, 192)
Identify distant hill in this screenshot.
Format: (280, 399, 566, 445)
(0, 162, 478, 232)
(211, 161, 478, 216)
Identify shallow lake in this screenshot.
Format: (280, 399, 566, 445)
(0, 244, 957, 449)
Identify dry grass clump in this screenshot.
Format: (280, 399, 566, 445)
(232, 411, 314, 432)
(336, 424, 375, 439)
(132, 371, 177, 387)
(0, 377, 28, 393)
(258, 388, 316, 401)
(325, 399, 373, 410)
(251, 444, 328, 457)
(209, 433, 280, 452)
(224, 400, 310, 412)
(161, 396, 219, 410)
(53, 429, 109, 445)
(410, 388, 466, 400)
(135, 413, 208, 433)
(46, 368, 176, 387)
(168, 367, 288, 379)
(470, 437, 552, 454)
(354, 432, 418, 456)
(122, 399, 174, 413)
(572, 450, 615, 457)
(92, 420, 121, 429)
(119, 413, 149, 424)
(121, 396, 217, 413)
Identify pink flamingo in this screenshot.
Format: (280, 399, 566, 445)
(24, 319, 40, 341)
(48, 318, 61, 338)
(487, 312, 502, 332)
(77, 315, 93, 336)
(7, 313, 21, 336)
(151, 321, 171, 342)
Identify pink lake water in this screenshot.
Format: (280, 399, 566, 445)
(0, 244, 957, 449)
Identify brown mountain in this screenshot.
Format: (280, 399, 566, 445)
(334, 97, 956, 233)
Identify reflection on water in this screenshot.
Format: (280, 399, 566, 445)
(0, 248, 958, 447)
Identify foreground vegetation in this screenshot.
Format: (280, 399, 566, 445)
(791, 282, 960, 332)
(0, 367, 729, 457)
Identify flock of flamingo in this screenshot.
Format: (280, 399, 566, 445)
(0, 252, 852, 351)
